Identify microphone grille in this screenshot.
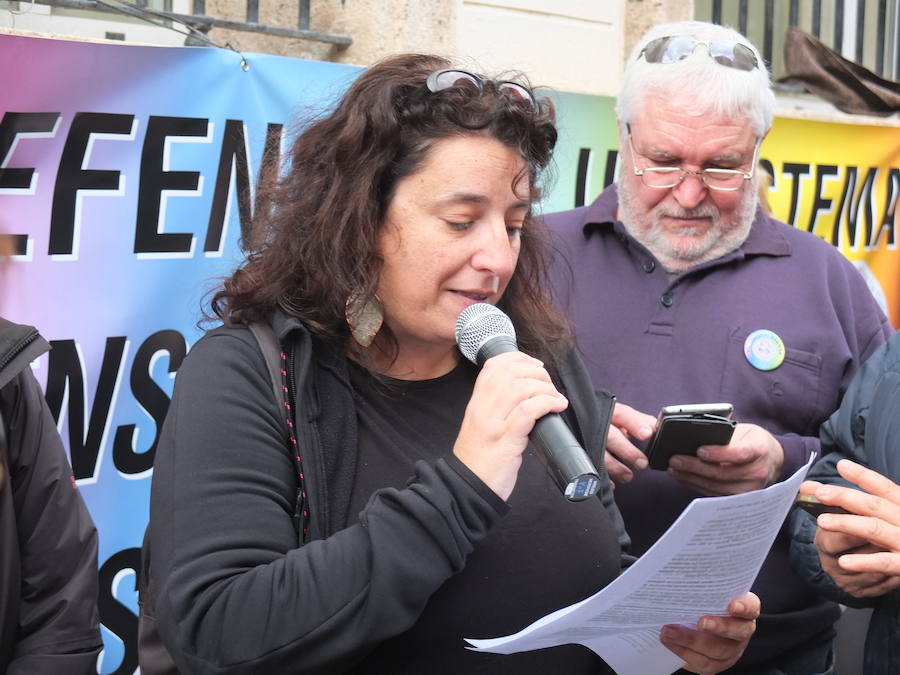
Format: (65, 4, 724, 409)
(455, 303, 516, 364)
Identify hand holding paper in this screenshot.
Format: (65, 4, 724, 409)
(466, 457, 813, 674)
(659, 592, 759, 674)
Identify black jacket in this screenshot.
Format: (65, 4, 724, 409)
(149, 310, 629, 674)
(0, 318, 102, 674)
(789, 332, 900, 675)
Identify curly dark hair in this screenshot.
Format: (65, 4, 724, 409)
(211, 53, 570, 364)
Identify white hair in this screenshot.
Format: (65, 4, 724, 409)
(616, 21, 775, 137)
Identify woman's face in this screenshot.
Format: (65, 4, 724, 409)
(375, 134, 530, 377)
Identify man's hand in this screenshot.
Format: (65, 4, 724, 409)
(802, 460, 900, 597)
(604, 402, 655, 485)
(660, 592, 759, 674)
(665, 423, 783, 496)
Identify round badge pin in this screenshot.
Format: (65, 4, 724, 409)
(743, 329, 785, 371)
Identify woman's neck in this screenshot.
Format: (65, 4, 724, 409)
(363, 340, 461, 381)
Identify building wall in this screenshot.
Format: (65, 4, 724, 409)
(201, 0, 457, 65)
(0, 0, 191, 45)
(456, 1, 624, 96)
(623, 0, 694, 59)
(0, 0, 691, 95)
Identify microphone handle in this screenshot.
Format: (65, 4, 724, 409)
(476, 335, 519, 365)
(531, 414, 601, 501)
(475, 335, 600, 501)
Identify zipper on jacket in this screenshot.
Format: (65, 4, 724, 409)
(0, 327, 40, 373)
(287, 341, 299, 429)
(286, 340, 312, 543)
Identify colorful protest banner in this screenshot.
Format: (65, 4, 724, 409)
(1, 32, 897, 672)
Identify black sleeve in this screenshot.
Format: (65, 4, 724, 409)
(790, 336, 900, 609)
(787, 354, 877, 607)
(150, 332, 506, 674)
(3, 369, 102, 675)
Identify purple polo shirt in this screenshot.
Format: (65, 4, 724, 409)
(544, 184, 892, 669)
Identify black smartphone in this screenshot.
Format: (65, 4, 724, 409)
(645, 403, 736, 471)
(795, 494, 850, 517)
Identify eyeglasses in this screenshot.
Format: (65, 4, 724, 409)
(627, 126, 758, 192)
(425, 69, 535, 109)
(639, 34, 759, 71)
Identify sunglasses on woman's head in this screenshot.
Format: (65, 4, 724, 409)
(425, 69, 536, 109)
(639, 35, 759, 71)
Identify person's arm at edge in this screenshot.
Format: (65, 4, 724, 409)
(788, 335, 895, 608)
(4, 368, 102, 675)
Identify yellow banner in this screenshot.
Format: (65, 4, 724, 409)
(762, 116, 900, 326)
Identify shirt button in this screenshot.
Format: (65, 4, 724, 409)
(660, 293, 674, 307)
(642, 260, 656, 273)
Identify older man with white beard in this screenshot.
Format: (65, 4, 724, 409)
(544, 20, 892, 675)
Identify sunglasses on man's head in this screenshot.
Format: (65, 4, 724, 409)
(425, 69, 536, 109)
(639, 35, 759, 71)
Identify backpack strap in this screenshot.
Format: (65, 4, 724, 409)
(248, 322, 283, 406)
(248, 321, 309, 542)
(137, 526, 179, 675)
(138, 323, 306, 673)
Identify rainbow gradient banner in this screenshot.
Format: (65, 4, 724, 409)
(0, 32, 361, 674)
(1, 32, 897, 673)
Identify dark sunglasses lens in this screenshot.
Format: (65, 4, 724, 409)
(732, 43, 759, 70)
(498, 82, 535, 107)
(708, 41, 757, 70)
(431, 70, 481, 93)
(641, 36, 674, 63)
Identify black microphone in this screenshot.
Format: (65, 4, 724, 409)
(455, 303, 601, 501)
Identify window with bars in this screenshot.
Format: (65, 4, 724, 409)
(190, 0, 313, 31)
(24, 0, 348, 44)
(695, 0, 900, 81)
(133, 0, 172, 10)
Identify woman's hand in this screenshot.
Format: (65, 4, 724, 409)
(453, 352, 567, 500)
(660, 592, 759, 674)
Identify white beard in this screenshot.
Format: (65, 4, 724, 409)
(617, 178, 758, 273)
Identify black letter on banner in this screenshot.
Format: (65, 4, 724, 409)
(0, 111, 60, 190)
(833, 166, 876, 249)
(603, 149, 619, 191)
(807, 164, 839, 233)
(49, 113, 134, 255)
(135, 116, 207, 254)
(98, 548, 140, 675)
(246, 122, 284, 251)
(574, 148, 618, 208)
(873, 168, 900, 248)
(782, 163, 811, 227)
(575, 148, 592, 208)
(205, 119, 252, 254)
(113, 329, 187, 474)
(45, 337, 127, 481)
(0, 112, 61, 254)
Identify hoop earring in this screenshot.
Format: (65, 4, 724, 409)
(345, 292, 384, 348)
